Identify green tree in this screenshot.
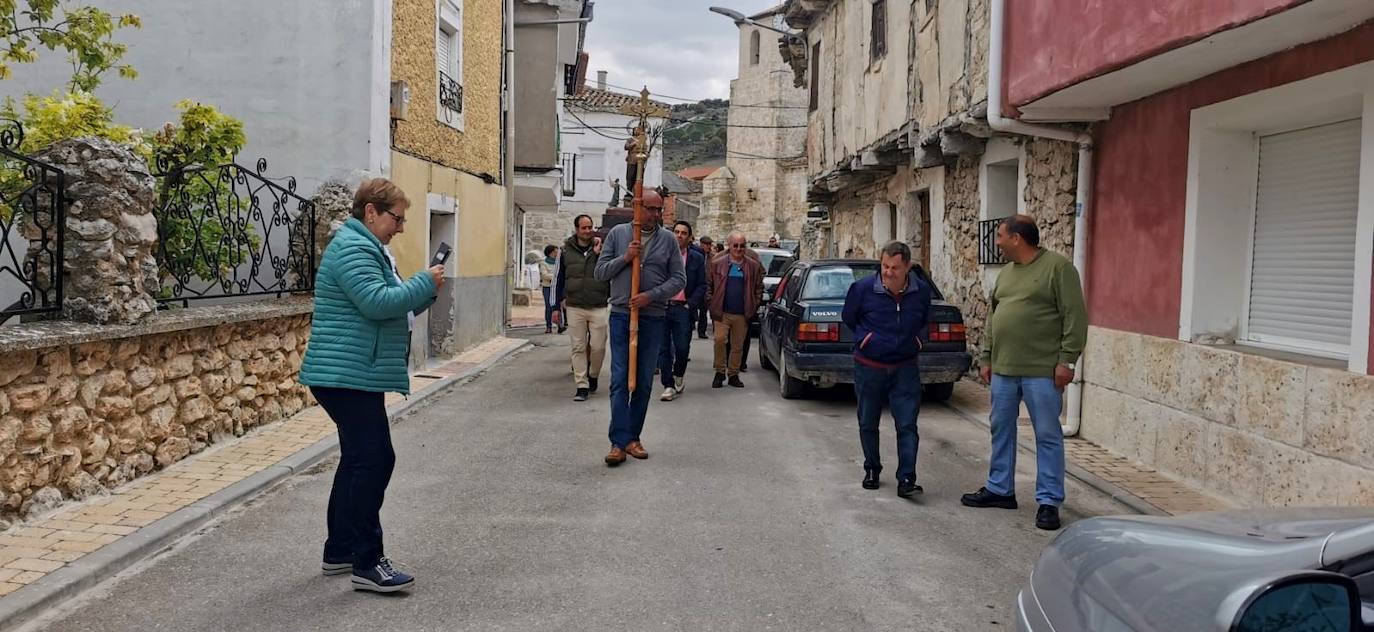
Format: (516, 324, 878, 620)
(0, 0, 140, 91)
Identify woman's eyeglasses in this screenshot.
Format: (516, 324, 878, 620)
(380, 209, 406, 225)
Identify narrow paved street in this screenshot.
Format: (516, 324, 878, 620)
(25, 334, 1129, 632)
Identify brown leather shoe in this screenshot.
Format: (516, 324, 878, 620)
(604, 446, 627, 465)
(625, 441, 649, 459)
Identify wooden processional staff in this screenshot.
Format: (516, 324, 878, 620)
(619, 88, 669, 392)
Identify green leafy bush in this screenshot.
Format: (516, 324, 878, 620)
(0, 0, 141, 91)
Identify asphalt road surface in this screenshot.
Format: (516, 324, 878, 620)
(25, 333, 1130, 632)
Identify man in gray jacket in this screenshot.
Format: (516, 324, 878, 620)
(595, 190, 687, 466)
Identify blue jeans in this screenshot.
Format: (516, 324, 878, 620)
(986, 375, 1065, 506)
(658, 303, 694, 387)
(541, 287, 557, 330)
(608, 312, 666, 448)
(853, 363, 921, 482)
(312, 387, 394, 568)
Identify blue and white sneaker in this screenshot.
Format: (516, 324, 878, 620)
(351, 557, 415, 593)
(321, 558, 352, 576)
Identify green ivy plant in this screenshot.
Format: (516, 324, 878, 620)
(0, 0, 140, 92)
(0, 90, 150, 222)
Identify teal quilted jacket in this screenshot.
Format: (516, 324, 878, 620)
(300, 218, 437, 394)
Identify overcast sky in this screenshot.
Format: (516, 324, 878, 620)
(583, 0, 784, 101)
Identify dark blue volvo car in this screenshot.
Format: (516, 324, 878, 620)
(757, 259, 973, 400)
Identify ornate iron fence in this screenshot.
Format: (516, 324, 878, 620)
(0, 120, 66, 321)
(153, 158, 317, 305)
(979, 217, 1006, 265)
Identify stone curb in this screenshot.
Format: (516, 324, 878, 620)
(940, 397, 1168, 517)
(0, 338, 531, 632)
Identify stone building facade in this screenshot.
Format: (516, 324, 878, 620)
(700, 6, 809, 247)
(782, 0, 1080, 370)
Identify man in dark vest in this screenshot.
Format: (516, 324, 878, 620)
(553, 214, 611, 402)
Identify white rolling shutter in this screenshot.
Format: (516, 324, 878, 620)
(1246, 118, 1362, 357)
(437, 29, 453, 78)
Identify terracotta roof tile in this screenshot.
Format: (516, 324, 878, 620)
(569, 87, 671, 114)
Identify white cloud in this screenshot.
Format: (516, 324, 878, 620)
(583, 0, 784, 101)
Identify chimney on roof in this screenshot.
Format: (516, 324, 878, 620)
(597, 71, 607, 91)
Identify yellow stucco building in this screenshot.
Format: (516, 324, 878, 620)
(388, 0, 508, 363)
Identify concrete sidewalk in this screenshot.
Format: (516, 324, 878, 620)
(943, 380, 1230, 516)
(0, 336, 529, 631)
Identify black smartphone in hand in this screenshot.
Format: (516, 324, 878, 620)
(430, 242, 452, 267)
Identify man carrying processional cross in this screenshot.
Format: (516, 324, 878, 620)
(594, 89, 683, 466)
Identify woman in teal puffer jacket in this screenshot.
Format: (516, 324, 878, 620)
(299, 178, 443, 594)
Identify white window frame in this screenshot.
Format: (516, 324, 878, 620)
(1180, 61, 1374, 372)
(436, 0, 464, 131)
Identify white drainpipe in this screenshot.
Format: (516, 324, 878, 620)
(987, 0, 1093, 436)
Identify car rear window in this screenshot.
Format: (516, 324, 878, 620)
(801, 265, 877, 300)
(760, 253, 794, 276)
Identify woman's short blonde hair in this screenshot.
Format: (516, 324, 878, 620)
(351, 178, 408, 219)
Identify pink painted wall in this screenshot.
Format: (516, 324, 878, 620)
(1085, 21, 1374, 340)
(1004, 0, 1307, 109)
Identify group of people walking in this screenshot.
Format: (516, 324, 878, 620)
(296, 177, 1086, 595)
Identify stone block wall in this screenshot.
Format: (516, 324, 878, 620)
(1081, 326, 1374, 507)
(0, 301, 313, 520)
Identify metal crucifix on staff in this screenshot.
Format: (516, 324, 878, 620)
(618, 88, 670, 392)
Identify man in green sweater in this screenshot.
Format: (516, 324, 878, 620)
(961, 215, 1087, 531)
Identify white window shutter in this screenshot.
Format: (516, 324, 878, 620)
(1247, 118, 1363, 356)
(437, 30, 452, 77)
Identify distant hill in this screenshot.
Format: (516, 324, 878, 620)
(662, 99, 728, 173)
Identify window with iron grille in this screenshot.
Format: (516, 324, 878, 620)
(871, 0, 887, 62)
(750, 31, 760, 66)
(437, 0, 464, 126)
(978, 218, 1006, 265)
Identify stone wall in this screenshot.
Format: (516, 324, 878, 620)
(1020, 137, 1079, 257)
(0, 301, 313, 520)
(1082, 326, 1374, 507)
(697, 168, 735, 243)
(934, 158, 990, 361)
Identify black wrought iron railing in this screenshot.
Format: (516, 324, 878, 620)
(0, 120, 66, 321)
(978, 218, 1006, 265)
(560, 152, 577, 197)
(439, 71, 464, 115)
(152, 157, 316, 306)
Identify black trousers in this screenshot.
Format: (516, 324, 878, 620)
(312, 386, 395, 569)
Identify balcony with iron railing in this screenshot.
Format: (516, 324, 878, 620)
(439, 71, 463, 115)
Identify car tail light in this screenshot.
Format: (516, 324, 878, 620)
(928, 322, 966, 342)
(798, 322, 840, 342)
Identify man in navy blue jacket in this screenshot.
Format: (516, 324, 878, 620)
(659, 220, 708, 401)
(841, 241, 932, 498)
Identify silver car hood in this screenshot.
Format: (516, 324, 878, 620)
(1026, 508, 1374, 631)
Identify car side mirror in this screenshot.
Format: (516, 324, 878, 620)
(1229, 572, 1361, 632)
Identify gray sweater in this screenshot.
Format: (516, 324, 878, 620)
(595, 223, 687, 317)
